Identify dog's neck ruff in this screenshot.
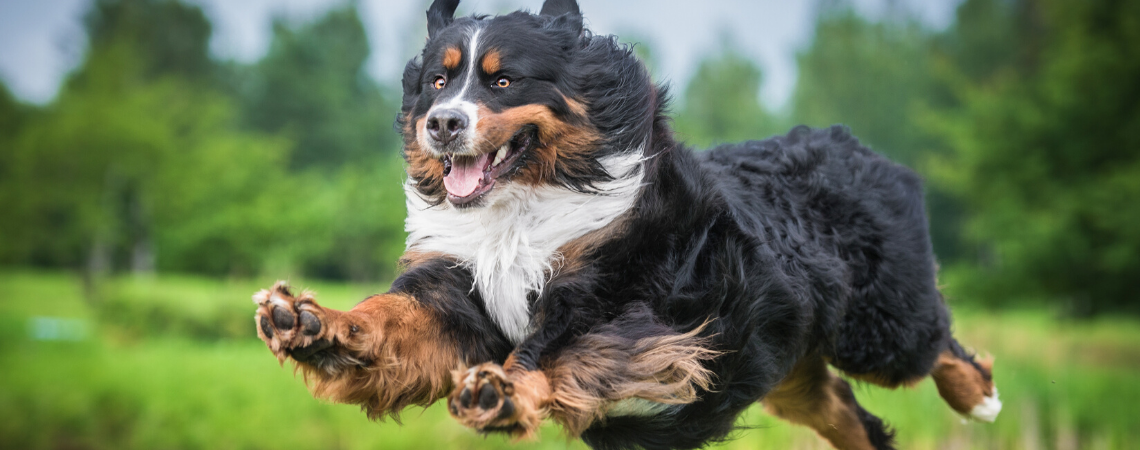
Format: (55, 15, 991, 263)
(404, 150, 645, 344)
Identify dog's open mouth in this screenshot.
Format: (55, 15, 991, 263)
(442, 127, 536, 206)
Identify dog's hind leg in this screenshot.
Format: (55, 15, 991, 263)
(838, 336, 1001, 424)
(930, 338, 1001, 422)
(763, 354, 896, 450)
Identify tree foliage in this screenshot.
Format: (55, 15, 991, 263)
(927, 0, 1140, 314)
(82, 0, 214, 82)
(0, 36, 296, 276)
(791, 5, 935, 167)
(236, 6, 399, 170)
(673, 40, 783, 147)
(0, 0, 405, 281)
(230, 5, 406, 279)
(787, 2, 972, 261)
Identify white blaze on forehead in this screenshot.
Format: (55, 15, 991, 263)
(420, 25, 484, 156)
(452, 25, 482, 105)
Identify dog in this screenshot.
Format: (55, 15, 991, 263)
(252, 1, 1002, 448)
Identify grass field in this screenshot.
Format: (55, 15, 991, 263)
(1, 270, 1138, 449)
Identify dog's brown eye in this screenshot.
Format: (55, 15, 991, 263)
(495, 77, 511, 88)
(433, 76, 446, 90)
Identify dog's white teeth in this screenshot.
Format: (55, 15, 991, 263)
(493, 144, 508, 166)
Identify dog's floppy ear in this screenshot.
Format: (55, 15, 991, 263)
(539, 0, 580, 16)
(427, 0, 460, 39)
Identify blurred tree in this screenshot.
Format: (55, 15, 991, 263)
(55, 0, 223, 276)
(673, 37, 783, 148)
(0, 0, 314, 281)
(232, 5, 407, 280)
(790, 1, 972, 263)
(927, 0, 1140, 315)
(0, 1, 409, 282)
(237, 5, 399, 170)
(0, 82, 25, 173)
(791, 3, 934, 167)
(930, 0, 1040, 85)
(0, 41, 298, 278)
(0, 83, 30, 264)
(81, 0, 215, 83)
(0, 82, 25, 133)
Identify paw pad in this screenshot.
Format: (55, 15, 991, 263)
(260, 316, 274, 338)
(478, 383, 499, 409)
(272, 306, 295, 330)
(449, 363, 524, 433)
(300, 310, 321, 336)
(254, 281, 334, 364)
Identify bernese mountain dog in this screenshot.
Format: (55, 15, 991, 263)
(252, 1, 1002, 449)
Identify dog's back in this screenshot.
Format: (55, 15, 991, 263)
(701, 125, 949, 383)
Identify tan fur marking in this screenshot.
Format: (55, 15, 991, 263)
(763, 355, 876, 450)
(546, 324, 718, 436)
(930, 350, 995, 415)
(482, 49, 501, 74)
(404, 114, 446, 198)
(298, 292, 462, 420)
(474, 104, 602, 186)
(442, 47, 461, 70)
(448, 324, 718, 438)
(562, 95, 588, 117)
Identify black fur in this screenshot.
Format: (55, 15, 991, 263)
(539, 0, 580, 17)
(392, 2, 963, 448)
(426, 0, 459, 39)
(572, 127, 952, 449)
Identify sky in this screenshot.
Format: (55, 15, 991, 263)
(0, 0, 961, 110)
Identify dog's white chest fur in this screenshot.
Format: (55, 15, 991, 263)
(404, 153, 644, 344)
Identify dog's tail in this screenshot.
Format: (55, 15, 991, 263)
(930, 338, 1002, 422)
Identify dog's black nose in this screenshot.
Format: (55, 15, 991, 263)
(426, 108, 468, 146)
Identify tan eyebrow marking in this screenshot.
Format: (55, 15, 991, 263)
(443, 47, 461, 70)
(482, 49, 501, 74)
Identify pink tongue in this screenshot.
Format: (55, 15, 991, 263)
(444, 153, 490, 197)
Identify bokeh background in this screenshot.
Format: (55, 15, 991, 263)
(1, 0, 1138, 449)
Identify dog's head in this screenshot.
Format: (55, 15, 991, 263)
(399, 0, 656, 208)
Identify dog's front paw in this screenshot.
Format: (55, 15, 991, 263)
(448, 363, 547, 438)
(253, 281, 369, 372)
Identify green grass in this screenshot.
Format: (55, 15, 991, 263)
(1, 270, 1138, 449)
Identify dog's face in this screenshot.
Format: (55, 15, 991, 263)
(400, 0, 604, 208)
